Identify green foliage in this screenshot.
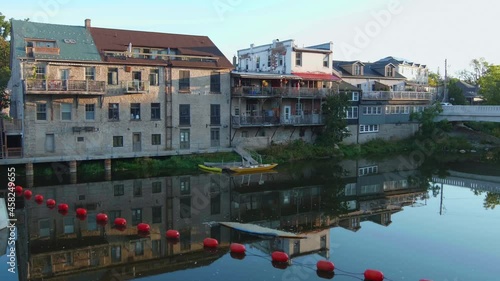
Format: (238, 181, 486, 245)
(0, 13, 10, 110)
(0, 13, 10, 39)
(410, 104, 448, 138)
(479, 65, 500, 105)
(259, 139, 339, 163)
(315, 92, 351, 145)
(483, 192, 500, 210)
(428, 71, 441, 87)
(458, 57, 490, 86)
(447, 78, 467, 105)
(465, 122, 500, 138)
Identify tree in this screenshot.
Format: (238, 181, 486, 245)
(0, 12, 10, 110)
(428, 71, 441, 88)
(410, 104, 450, 139)
(316, 92, 350, 145)
(479, 65, 500, 105)
(447, 78, 467, 105)
(457, 57, 490, 86)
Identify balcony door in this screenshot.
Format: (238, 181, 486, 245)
(283, 106, 291, 124)
(60, 69, 69, 90)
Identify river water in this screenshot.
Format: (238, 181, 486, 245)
(4, 154, 500, 281)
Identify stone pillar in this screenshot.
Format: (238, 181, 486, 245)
(70, 172, 77, 184)
(69, 160, 77, 173)
(26, 174, 34, 189)
(25, 162, 34, 176)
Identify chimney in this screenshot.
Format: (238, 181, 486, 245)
(232, 55, 237, 67)
(85, 19, 91, 28)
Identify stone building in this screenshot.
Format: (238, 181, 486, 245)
(5, 19, 233, 160)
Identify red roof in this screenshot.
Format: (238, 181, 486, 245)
(292, 72, 340, 81)
(89, 27, 233, 69)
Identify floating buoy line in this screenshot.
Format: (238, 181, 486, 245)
(16, 185, 433, 281)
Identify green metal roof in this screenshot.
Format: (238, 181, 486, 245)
(11, 20, 102, 62)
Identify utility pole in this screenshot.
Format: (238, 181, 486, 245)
(443, 59, 448, 102)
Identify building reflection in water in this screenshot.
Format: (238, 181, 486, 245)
(15, 156, 428, 280)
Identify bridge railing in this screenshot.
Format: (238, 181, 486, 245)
(440, 105, 500, 116)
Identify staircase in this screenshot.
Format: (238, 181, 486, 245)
(233, 146, 259, 166)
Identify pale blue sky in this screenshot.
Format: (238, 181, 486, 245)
(4, 0, 500, 75)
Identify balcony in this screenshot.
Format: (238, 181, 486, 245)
(231, 114, 323, 128)
(232, 86, 332, 98)
(25, 79, 106, 95)
(2, 119, 22, 134)
(362, 91, 433, 101)
(123, 81, 149, 94)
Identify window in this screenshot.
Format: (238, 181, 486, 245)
(211, 193, 221, 215)
(180, 129, 190, 149)
(87, 213, 97, 231)
(149, 69, 159, 86)
(350, 92, 359, 101)
(267, 55, 271, 67)
(132, 71, 142, 82)
(211, 128, 220, 147)
(179, 70, 190, 91)
(108, 210, 121, 223)
(344, 183, 357, 196)
(152, 134, 161, 145)
(179, 104, 190, 125)
(152, 182, 162, 193)
(111, 246, 121, 263)
(295, 52, 302, 66)
(346, 106, 358, 119)
(152, 206, 162, 223)
(130, 103, 141, 120)
(108, 68, 118, 85)
(39, 219, 50, 237)
(180, 177, 190, 195)
(210, 72, 221, 93)
(359, 165, 379, 176)
(113, 136, 123, 147)
(180, 197, 191, 218)
(64, 217, 74, 234)
(133, 180, 142, 197)
(134, 241, 145, 256)
(77, 137, 84, 142)
(61, 103, 72, 120)
(85, 104, 95, 120)
(323, 55, 329, 67)
(113, 184, 124, 196)
(386, 67, 394, 77)
(109, 103, 119, 120)
(386, 106, 410, 115)
(354, 64, 361, 75)
(359, 124, 379, 133)
(85, 67, 95, 80)
(36, 104, 47, 120)
(34, 65, 46, 79)
(363, 106, 382, 115)
(256, 56, 260, 69)
(131, 208, 142, 226)
(151, 103, 161, 120)
(210, 104, 221, 125)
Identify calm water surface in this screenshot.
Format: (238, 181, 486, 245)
(5, 155, 500, 281)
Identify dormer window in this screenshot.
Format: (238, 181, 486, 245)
(386, 66, 394, 77)
(26, 39, 59, 56)
(354, 64, 362, 75)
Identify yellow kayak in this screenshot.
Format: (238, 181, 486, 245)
(198, 164, 222, 173)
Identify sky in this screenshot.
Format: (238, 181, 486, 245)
(3, 0, 500, 76)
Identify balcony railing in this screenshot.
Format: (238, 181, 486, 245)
(2, 119, 22, 133)
(232, 114, 324, 127)
(232, 86, 333, 98)
(26, 79, 106, 94)
(362, 91, 433, 101)
(123, 81, 149, 93)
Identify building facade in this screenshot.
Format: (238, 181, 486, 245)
(231, 40, 342, 148)
(5, 19, 233, 160)
(333, 60, 433, 143)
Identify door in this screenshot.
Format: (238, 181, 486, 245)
(45, 134, 55, 152)
(132, 133, 141, 152)
(283, 106, 291, 124)
(60, 69, 69, 90)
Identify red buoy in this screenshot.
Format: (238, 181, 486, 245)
(203, 238, 219, 248)
(166, 230, 180, 239)
(96, 213, 108, 226)
(137, 223, 150, 232)
(271, 251, 289, 263)
(316, 270, 335, 279)
(46, 199, 56, 209)
(316, 260, 335, 272)
(230, 243, 246, 254)
(58, 203, 69, 212)
(114, 218, 127, 227)
(15, 186, 23, 196)
(76, 208, 87, 220)
(23, 190, 33, 200)
(364, 269, 384, 281)
(34, 194, 44, 204)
